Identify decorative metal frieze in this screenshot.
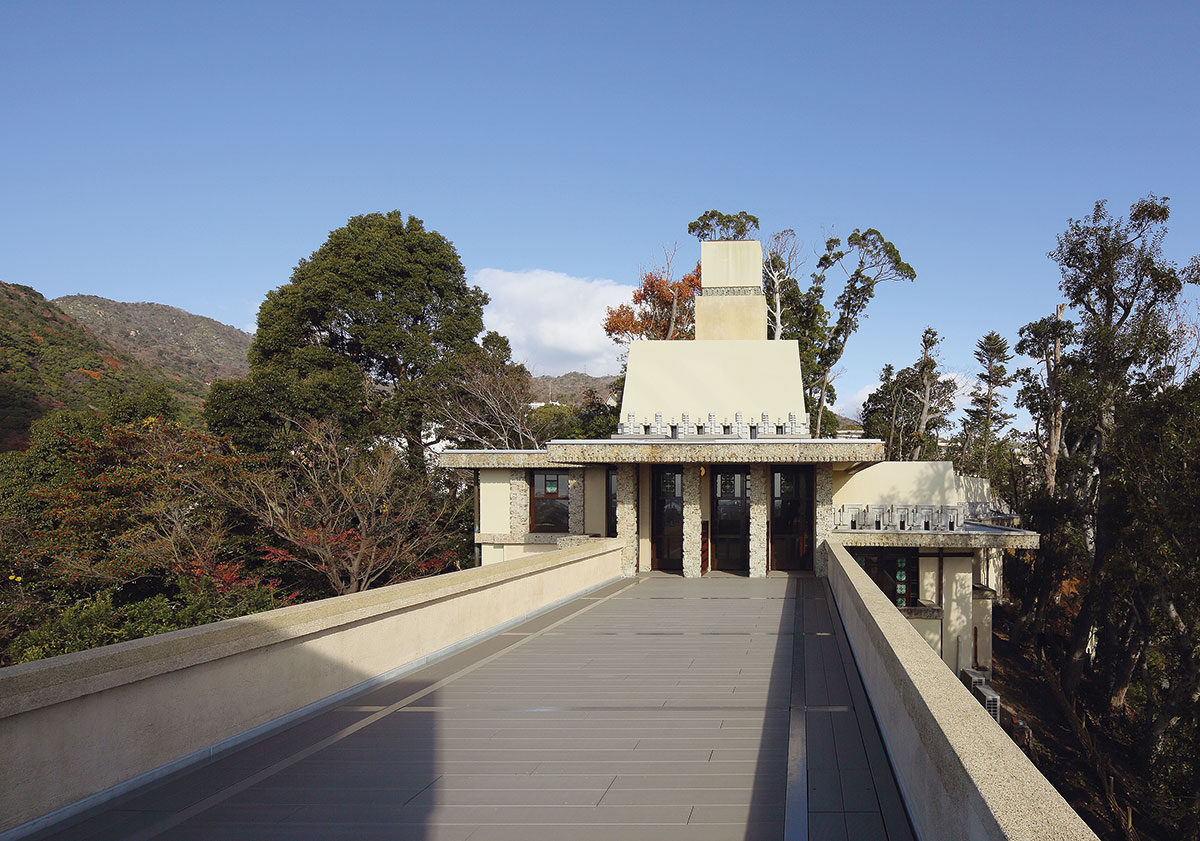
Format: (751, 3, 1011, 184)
(698, 286, 764, 297)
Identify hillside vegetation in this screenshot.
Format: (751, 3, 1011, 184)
(530, 372, 617, 405)
(54, 295, 251, 384)
(0, 283, 202, 448)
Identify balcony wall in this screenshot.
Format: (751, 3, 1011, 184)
(824, 539, 1097, 841)
(0, 539, 623, 835)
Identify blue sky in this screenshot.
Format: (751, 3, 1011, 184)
(3, 1, 1199, 420)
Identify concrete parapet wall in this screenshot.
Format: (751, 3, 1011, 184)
(0, 540, 623, 835)
(823, 540, 1098, 841)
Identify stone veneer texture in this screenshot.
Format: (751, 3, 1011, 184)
(616, 465, 638, 577)
(682, 466, 702, 578)
(814, 464, 834, 576)
(749, 465, 768, 578)
(568, 468, 585, 534)
(509, 469, 530, 536)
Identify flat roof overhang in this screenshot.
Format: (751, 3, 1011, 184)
(547, 438, 885, 465)
(831, 523, 1039, 551)
(437, 450, 569, 469)
(437, 439, 885, 469)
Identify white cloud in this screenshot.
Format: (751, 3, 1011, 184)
(833, 383, 878, 421)
(473, 268, 632, 376)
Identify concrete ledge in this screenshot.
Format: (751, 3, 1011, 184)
(832, 528, 1039, 550)
(0, 539, 623, 833)
(546, 438, 885, 464)
(474, 531, 565, 545)
(438, 450, 569, 468)
(824, 540, 1097, 841)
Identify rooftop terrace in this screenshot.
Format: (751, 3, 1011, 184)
(3, 539, 1097, 841)
(19, 574, 910, 841)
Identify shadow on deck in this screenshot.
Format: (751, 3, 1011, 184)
(26, 574, 913, 841)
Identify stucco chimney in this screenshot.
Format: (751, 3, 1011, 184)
(695, 240, 767, 341)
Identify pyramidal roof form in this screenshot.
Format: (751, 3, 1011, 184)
(617, 240, 808, 433)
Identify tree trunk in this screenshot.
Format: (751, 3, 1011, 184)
(982, 380, 994, 473)
(910, 375, 934, 460)
(1046, 303, 1066, 494)
(665, 288, 680, 340)
(1107, 605, 1147, 716)
(886, 397, 898, 460)
(814, 376, 830, 438)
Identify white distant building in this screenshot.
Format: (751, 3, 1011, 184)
(442, 240, 1037, 674)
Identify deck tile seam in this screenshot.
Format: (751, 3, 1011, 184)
(115, 577, 643, 841)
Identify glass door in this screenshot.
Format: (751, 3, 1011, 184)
(712, 468, 750, 572)
(651, 466, 684, 572)
(770, 466, 813, 571)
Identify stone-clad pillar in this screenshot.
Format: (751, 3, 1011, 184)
(813, 465, 834, 576)
(682, 466, 702, 578)
(616, 465, 638, 577)
(749, 465, 769, 578)
(568, 468, 585, 534)
(509, 469, 530, 536)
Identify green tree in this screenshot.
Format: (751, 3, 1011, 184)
(956, 331, 1016, 479)
(806, 230, 916, 435)
(1047, 195, 1200, 699)
(206, 211, 490, 464)
(687, 209, 760, 241)
(860, 330, 956, 460)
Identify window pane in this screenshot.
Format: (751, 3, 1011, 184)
(533, 498, 569, 532)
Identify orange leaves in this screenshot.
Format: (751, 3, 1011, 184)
(603, 260, 701, 344)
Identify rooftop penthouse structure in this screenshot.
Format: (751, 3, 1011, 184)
(443, 239, 1037, 676)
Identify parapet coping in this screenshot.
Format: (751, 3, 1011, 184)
(547, 438, 886, 464)
(0, 538, 623, 719)
(825, 540, 1097, 840)
(830, 527, 1039, 550)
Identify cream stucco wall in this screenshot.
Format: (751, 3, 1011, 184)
(833, 461, 961, 506)
(638, 464, 652, 572)
(944, 555, 975, 675)
(619, 340, 807, 430)
(695, 295, 767, 341)
(911, 617, 942, 656)
(973, 591, 994, 671)
(503, 543, 560, 562)
(478, 469, 511, 534)
(583, 466, 606, 536)
(699, 240, 763, 287)
(918, 553, 939, 603)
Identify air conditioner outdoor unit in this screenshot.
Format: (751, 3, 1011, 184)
(974, 684, 1001, 722)
(960, 668, 987, 692)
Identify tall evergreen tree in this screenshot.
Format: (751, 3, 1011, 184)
(960, 331, 1016, 478)
(205, 212, 491, 462)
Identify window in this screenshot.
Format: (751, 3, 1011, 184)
(531, 470, 569, 532)
(605, 466, 618, 538)
(849, 548, 919, 608)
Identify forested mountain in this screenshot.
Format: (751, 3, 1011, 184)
(54, 295, 251, 384)
(529, 372, 617, 404)
(0, 283, 203, 448)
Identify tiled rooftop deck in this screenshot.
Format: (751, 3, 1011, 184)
(32, 573, 912, 841)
